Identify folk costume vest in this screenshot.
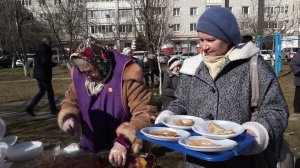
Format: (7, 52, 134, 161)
(73, 52, 132, 152)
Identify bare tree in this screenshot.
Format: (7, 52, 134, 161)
(130, 0, 173, 54)
(34, 0, 88, 61)
(129, 0, 173, 94)
(0, 0, 37, 76)
(239, 0, 298, 37)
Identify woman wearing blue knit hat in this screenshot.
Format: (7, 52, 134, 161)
(155, 7, 289, 168)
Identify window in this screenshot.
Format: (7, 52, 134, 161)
(285, 5, 288, 14)
(173, 24, 180, 32)
(264, 7, 274, 14)
(190, 23, 196, 31)
(89, 10, 116, 18)
(68, 0, 83, 3)
(242, 6, 249, 14)
(206, 5, 221, 9)
(119, 25, 133, 33)
(280, 6, 285, 13)
(274, 6, 280, 14)
(91, 25, 113, 34)
(173, 8, 180, 16)
(190, 7, 197, 16)
(119, 9, 132, 18)
(87, 0, 114, 2)
(135, 9, 141, 17)
(125, 43, 131, 47)
(155, 7, 165, 15)
(18, 0, 31, 5)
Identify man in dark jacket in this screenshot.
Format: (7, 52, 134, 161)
(290, 52, 300, 113)
(144, 53, 159, 87)
(26, 37, 57, 116)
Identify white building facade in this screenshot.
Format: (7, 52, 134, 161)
(20, 0, 300, 52)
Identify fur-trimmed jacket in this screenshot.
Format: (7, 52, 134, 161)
(58, 61, 158, 154)
(167, 42, 289, 168)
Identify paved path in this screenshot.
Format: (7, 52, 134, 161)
(0, 98, 63, 125)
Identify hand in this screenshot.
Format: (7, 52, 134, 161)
(109, 142, 127, 167)
(245, 129, 256, 137)
(155, 110, 174, 124)
(62, 118, 77, 135)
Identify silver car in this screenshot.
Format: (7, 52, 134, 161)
(281, 47, 300, 63)
(259, 50, 272, 61)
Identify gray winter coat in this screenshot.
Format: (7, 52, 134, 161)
(290, 52, 300, 86)
(167, 42, 289, 168)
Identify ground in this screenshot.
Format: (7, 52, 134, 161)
(0, 63, 299, 168)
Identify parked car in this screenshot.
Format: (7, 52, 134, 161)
(259, 50, 273, 61)
(0, 54, 13, 68)
(181, 52, 195, 60)
(16, 53, 35, 67)
(281, 47, 300, 63)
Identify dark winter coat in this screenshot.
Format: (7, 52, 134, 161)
(162, 72, 180, 110)
(290, 52, 300, 86)
(168, 42, 289, 168)
(33, 43, 54, 81)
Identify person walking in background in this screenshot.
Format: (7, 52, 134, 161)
(58, 37, 157, 167)
(161, 56, 182, 110)
(290, 52, 300, 114)
(155, 7, 288, 168)
(26, 36, 57, 116)
(144, 53, 159, 88)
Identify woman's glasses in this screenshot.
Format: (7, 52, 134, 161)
(78, 68, 97, 77)
(82, 70, 97, 77)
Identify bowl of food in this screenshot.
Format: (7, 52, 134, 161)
(162, 115, 204, 130)
(141, 127, 190, 141)
(179, 136, 238, 152)
(192, 120, 245, 139)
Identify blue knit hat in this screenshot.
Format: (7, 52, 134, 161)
(197, 7, 241, 45)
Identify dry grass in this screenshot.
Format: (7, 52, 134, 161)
(0, 63, 300, 167)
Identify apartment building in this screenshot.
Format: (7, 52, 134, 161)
(19, 0, 300, 52)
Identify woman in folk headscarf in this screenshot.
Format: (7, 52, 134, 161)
(58, 37, 157, 167)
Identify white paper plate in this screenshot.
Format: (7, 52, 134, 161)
(162, 115, 204, 130)
(0, 118, 6, 140)
(0, 135, 18, 148)
(141, 127, 190, 141)
(178, 136, 238, 152)
(0, 142, 8, 160)
(192, 120, 245, 140)
(7, 141, 43, 161)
